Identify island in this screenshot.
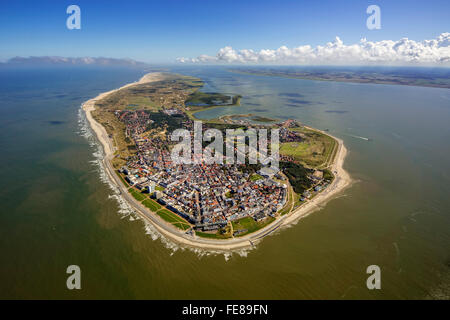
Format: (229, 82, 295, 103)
(229, 67, 450, 89)
(82, 72, 351, 250)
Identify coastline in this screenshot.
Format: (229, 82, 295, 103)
(82, 72, 352, 251)
(228, 69, 450, 89)
(282, 128, 351, 227)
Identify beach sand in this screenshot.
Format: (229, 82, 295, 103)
(83, 72, 352, 251)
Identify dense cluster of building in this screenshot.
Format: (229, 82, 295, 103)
(279, 127, 303, 143)
(115, 110, 154, 137)
(116, 110, 288, 232)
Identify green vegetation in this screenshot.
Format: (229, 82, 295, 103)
(96, 77, 197, 112)
(129, 188, 146, 201)
(279, 161, 313, 194)
(250, 174, 263, 181)
(231, 216, 275, 237)
(173, 222, 191, 231)
(279, 184, 293, 216)
(205, 122, 245, 131)
(279, 205, 291, 216)
(125, 183, 190, 231)
(156, 209, 190, 229)
(323, 168, 334, 181)
(238, 163, 262, 175)
(251, 115, 277, 122)
(280, 142, 309, 157)
(145, 110, 185, 133)
(142, 199, 161, 211)
(231, 95, 242, 105)
(195, 231, 229, 239)
(124, 96, 161, 111)
(186, 91, 231, 106)
(195, 231, 219, 239)
(281, 127, 336, 168)
(92, 108, 133, 168)
(116, 171, 129, 187)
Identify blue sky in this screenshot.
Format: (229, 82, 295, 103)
(1, 0, 449, 63)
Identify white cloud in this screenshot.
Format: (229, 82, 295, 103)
(177, 33, 450, 66)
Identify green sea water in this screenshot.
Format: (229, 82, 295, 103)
(0, 66, 449, 299)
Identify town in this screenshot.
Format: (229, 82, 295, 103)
(113, 104, 333, 237)
(91, 74, 333, 237)
(116, 108, 288, 233)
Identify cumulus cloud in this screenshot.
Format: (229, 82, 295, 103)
(177, 33, 450, 66)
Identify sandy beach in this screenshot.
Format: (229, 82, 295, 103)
(83, 72, 352, 251)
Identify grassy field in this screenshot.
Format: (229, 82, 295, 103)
(281, 127, 337, 168)
(231, 216, 275, 237)
(172, 222, 190, 231)
(195, 231, 231, 239)
(124, 96, 161, 111)
(142, 199, 161, 211)
(129, 188, 146, 202)
(156, 209, 191, 230)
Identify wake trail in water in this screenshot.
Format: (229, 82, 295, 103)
(345, 133, 370, 141)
